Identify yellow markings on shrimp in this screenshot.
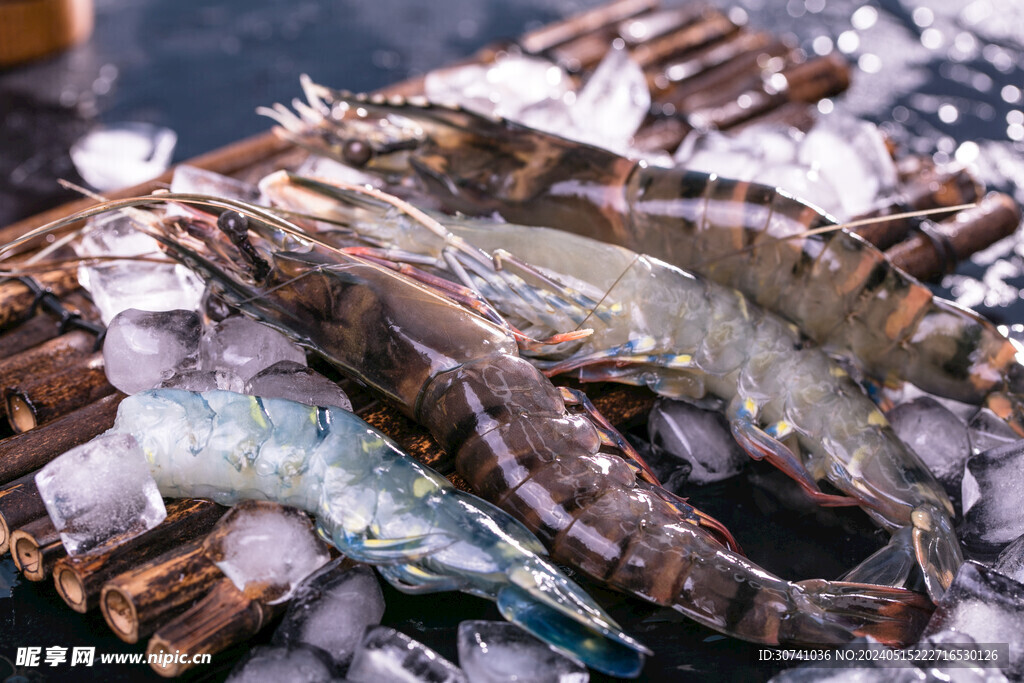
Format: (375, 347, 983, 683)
(413, 477, 437, 498)
(766, 421, 793, 439)
(249, 396, 269, 429)
(868, 411, 888, 427)
(829, 365, 848, 378)
(669, 354, 693, 367)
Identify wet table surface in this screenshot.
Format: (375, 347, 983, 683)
(1, 0, 1023, 681)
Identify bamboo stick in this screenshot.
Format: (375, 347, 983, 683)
(519, 0, 658, 55)
(689, 53, 850, 132)
(552, 3, 714, 73)
(652, 33, 791, 110)
(886, 193, 1022, 281)
(5, 352, 113, 433)
(0, 471, 46, 555)
(0, 329, 97, 408)
(146, 579, 282, 677)
(10, 513, 65, 581)
(0, 392, 124, 485)
(854, 167, 985, 249)
(0, 270, 81, 331)
(629, 8, 738, 70)
(101, 538, 225, 644)
(54, 498, 226, 613)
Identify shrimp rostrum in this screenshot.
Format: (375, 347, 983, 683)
(259, 171, 963, 603)
(107, 388, 645, 677)
(264, 79, 1024, 433)
(3, 194, 933, 648)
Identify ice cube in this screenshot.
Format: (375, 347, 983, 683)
(273, 562, 385, 670)
(569, 45, 650, 154)
(993, 533, 1024, 584)
(967, 409, 1020, 455)
(915, 630, 1010, 683)
(961, 440, 1024, 552)
(74, 213, 205, 323)
(425, 55, 570, 120)
(160, 369, 245, 393)
(70, 122, 177, 192)
(170, 165, 261, 204)
(226, 644, 336, 683)
(209, 501, 330, 604)
(35, 432, 167, 555)
(347, 626, 466, 683)
(457, 620, 587, 683)
(797, 112, 899, 220)
(200, 316, 307, 384)
(886, 397, 971, 501)
(647, 399, 747, 488)
(246, 361, 352, 411)
(103, 308, 202, 394)
(922, 561, 1024, 680)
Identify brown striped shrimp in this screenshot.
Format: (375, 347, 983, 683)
(262, 79, 1024, 433)
(1, 193, 934, 648)
(258, 171, 963, 603)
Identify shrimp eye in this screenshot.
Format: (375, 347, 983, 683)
(342, 139, 373, 167)
(217, 211, 249, 241)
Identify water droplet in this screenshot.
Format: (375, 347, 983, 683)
(787, 0, 806, 18)
(912, 6, 934, 27)
(817, 98, 834, 114)
(952, 32, 978, 59)
(971, 72, 993, 92)
(805, 0, 826, 13)
(851, 6, 878, 30)
(938, 104, 959, 123)
(920, 28, 944, 50)
(812, 36, 833, 55)
(892, 105, 909, 122)
(1009, 123, 1024, 142)
(858, 53, 882, 73)
(1002, 85, 1022, 103)
(836, 30, 859, 53)
(1008, 110, 1024, 126)
(955, 141, 980, 164)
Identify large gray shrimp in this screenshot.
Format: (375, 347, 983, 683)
(2, 194, 934, 649)
(262, 79, 1024, 433)
(259, 172, 963, 603)
(106, 388, 646, 677)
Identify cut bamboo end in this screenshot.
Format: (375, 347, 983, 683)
(12, 533, 43, 577)
(101, 586, 140, 643)
(10, 516, 64, 581)
(53, 498, 226, 614)
(6, 393, 36, 433)
(100, 538, 224, 643)
(4, 353, 113, 433)
(0, 472, 47, 555)
(55, 565, 88, 612)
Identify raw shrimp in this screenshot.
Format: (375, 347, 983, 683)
(1, 194, 934, 648)
(108, 388, 646, 677)
(259, 172, 963, 602)
(263, 80, 1024, 431)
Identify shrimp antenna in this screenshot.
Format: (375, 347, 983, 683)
(695, 203, 978, 268)
(572, 253, 640, 332)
